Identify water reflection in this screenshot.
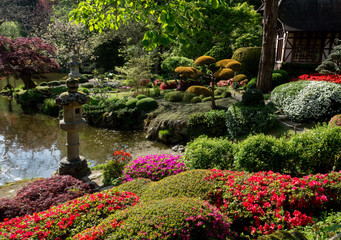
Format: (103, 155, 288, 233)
(0, 96, 174, 185)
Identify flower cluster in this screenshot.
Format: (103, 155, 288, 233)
(112, 150, 132, 164)
(160, 81, 177, 90)
(292, 73, 341, 84)
(217, 79, 233, 87)
(0, 190, 139, 239)
(122, 154, 187, 181)
(205, 170, 341, 237)
(329, 114, 341, 127)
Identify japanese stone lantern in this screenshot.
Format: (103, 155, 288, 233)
(55, 56, 90, 179)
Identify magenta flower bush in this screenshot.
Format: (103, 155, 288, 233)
(122, 154, 187, 181)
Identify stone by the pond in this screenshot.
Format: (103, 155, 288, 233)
(172, 145, 186, 153)
(58, 156, 90, 179)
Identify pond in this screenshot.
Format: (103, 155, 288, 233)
(0, 96, 175, 185)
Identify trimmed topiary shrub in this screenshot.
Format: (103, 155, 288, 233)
(136, 94, 147, 100)
(141, 169, 214, 201)
(191, 96, 202, 103)
(232, 47, 262, 77)
(103, 197, 232, 240)
(136, 97, 158, 111)
(329, 114, 341, 127)
(226, 102, 277, 139)
(241, 88, 265, 106)
(233, 74, 247, 82)
(122, 154, 187, 182)
(0, 175, 93, 221)
(187, 110, 227, 139)
(116, 178, 152, 196)
(183, 135, 234, 170)
(233, 134, 290, 173)
(289, 124, 341, 175)
(187, 85, 212, 97)
(164, 91, 185, 102)
(270, 81, 341, 122)
(182, 92, 196, 102)
(272, 69, 290, 88)
(125, 98, 138, 109)
(81, 83, 94, 88)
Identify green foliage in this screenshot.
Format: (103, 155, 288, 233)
(289, 124, 341, 175)
(182, 92, 196, 103)
(136, 94, 147, 100)
(141, 170, 214, 201)
(183, 135, 234, 170)
(191, 96, 202, 103)
(16, 89, 46, 110)
(161, 56, 194, 74)
(272, 70, 290, 88)
(187, 85, 212, 97)
(270, 81, 341, 122)
(41, 98, 60, 117)
(257, 231, 307, 240)
(241, 88, 264, 106)
(226, 102, 277, 139)
(39, 82, 48, 86)
(78, 87, 90, 94)
(47, 81, 61, 86)
(0, 21, 24, 39)
(81, 83, 94, 88)
(116, 178, 152, 196)
(102, 160, 126, 186)
(187, 110, 227, 139)
(158, 128, 171, 142)
(316, 40, 341, 75)
(125, 98, 138, 109)
(233, 134, 290, 172)
(244, 77, 257, 90)
(136, 97, 158, 111)
(232, 47, 262, 77)
(106, 197, 231, 240)
(164, 91, 185, 102)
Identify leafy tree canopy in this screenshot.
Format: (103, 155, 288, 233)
(69, 0, 228, 49)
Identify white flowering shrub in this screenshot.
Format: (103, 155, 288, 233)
(270, 81, 341, 122)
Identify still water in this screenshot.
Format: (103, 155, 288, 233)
(0, 96, 175, 185)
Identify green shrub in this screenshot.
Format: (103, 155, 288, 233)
(17, 89, 46, 109)
(136, 94, 147, 100)
(79, 75, 90, 83)
(187, 110, 227, 139)
(226, 102, 277, 139)
(272, 70, 290, 88)
(270, 81, 341, 122)
(202, 96, 212, 101)
(136, 97, 158, 111)
(82, 83, 94, 88)
(329, 114, 341, 127)
(214, 88, 224, 95)
(47, 86, 67, 97)
(116, 178, 152, 196)
(106, 98, 126, 111)
(234, 134, 290, 172)
(182, 92, 196, 102)
(78, 87, 90, 94)
(41, 98, 60, 117)
(158, 128, 171, 142)
(161, 56, 194, 73)
(244, 77, 257, 90)
(105, 197, 231, 240)
(232, 47, 262, 77)
(141, 170, 214, 201)
(257, 231, 307, 240)
(289, 124, 341, 175)
(125, 98, 138, 109)
(187, 85, 212, 97)
(241, 88, 264, 106)
(183, 135, 234, 170)
(191, 96, 202, 103)
(221, 90, 231, 98)
(39, 82, 48, 86)
(164, 91, 184, 102)
(47, 81, 61, 86)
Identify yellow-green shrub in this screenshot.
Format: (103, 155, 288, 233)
(187, 85, 212, 97)
(232, 47, 262, 76)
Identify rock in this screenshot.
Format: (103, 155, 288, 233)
(172, 145, 186, 153)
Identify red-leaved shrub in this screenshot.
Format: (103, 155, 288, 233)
(0, 175, 93, 221)
(160, 81, 177, 90)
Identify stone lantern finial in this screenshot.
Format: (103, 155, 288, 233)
(55, 55, 90, 179)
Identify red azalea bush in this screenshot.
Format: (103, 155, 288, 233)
(205, 170, 341, 238)
(0, 175, 93, 221)
(160, 80, 177, 90)
(153, 79, 163, 86)
(291, 73, 341, 84)
(0, 189, 139, 239)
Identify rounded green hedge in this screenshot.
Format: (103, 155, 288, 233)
(136, 97, 158, 111)
(125, 98, 138, 109)
(164, 91, 185, 102)
(116, 178, 152, 196)
(232, 47, 261, 77)
(241, 88, 264, 106)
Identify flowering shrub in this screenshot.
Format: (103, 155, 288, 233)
(139, 79, 150, 86)
(0, 175, 93, 221)
(122, 154, 187, 181)
(206, 170, 341, 238)
(217, 79, 233, 87)
(271, 81, 341, 122)
(104, 198, 232, 240)
(159, 80, 177, 90)
(102, 150, 133, 186)
(329, 114, 341, 127)
(293, 73, 341, 84)
(0, 189, 139, 239)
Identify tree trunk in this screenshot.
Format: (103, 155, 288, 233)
(257, 0, 279, 93)
(21, 73, 36, 89)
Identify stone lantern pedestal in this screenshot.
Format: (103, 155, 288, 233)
(56, 75, 91, 179)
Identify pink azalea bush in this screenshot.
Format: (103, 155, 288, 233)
(291, 73, 341, 84)
(122, 154, 187, 181)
